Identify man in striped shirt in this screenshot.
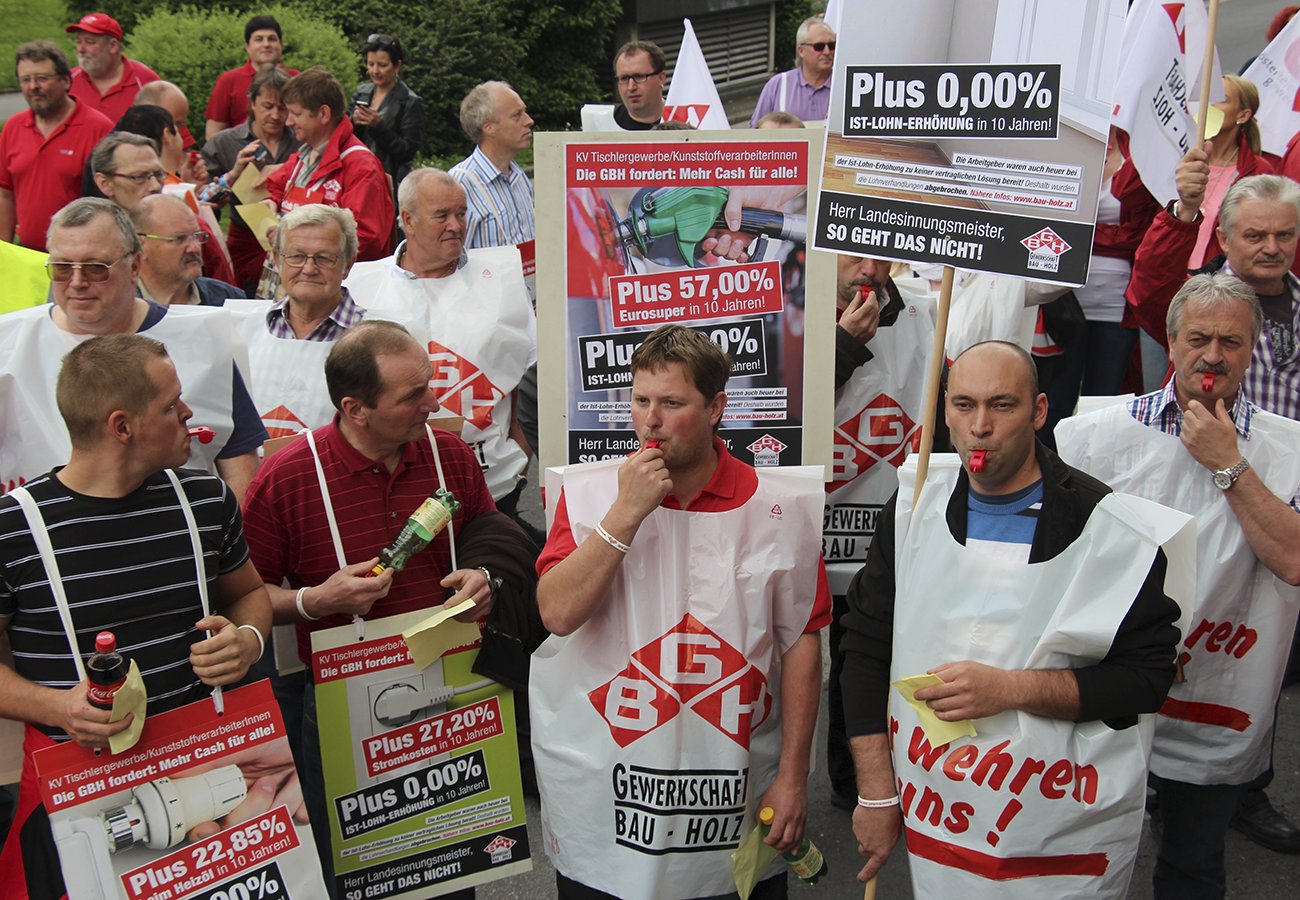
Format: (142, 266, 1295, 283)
(0, 333, 270, 893)
(449, 81, 535, 252)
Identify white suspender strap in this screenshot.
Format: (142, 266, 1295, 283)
(303, 427, 363, 639)
(8, 487, 87, 683)
(778, 70, 789, 112)
(425, 424, 458, 572)
(163, 469, 223, 715)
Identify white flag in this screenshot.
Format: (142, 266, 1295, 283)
(1112, 0, 1224, 205)
(825, 0, 843, 35)
(1243, 14, 1300, 156)
(663, 18, 730, 129)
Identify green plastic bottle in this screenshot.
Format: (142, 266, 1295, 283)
(370, 489, 460, 575)
(758, 806, 827, 885)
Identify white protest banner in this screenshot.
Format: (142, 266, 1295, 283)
(1113, 0, 1224, 206)
(813, 0, 1131, 286)
(663, 19, 730, 129)
(1243, 13, 1300, 156)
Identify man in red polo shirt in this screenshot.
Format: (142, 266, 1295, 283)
(241, 320, 528, 892)
(66, 12, 159, 123)
(263, 67, 394, 261)
(0, 41, 112, 251)
(533, 324, 830, 899)
(205, 14, 299, 141)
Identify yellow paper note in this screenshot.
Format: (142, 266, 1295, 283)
(891, 673, 977, 746)
(402, 597, 481, 670)
(231, 163, 271, 205)
(1195, 104, 1225, 140)
(108, 660, 148, 754)
(731, 819, 780, 899)
(235, 203, 279, 251)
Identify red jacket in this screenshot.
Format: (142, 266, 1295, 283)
(1094, 158, 1160, 263)
(266, 117, 394, 260)
(1125, 134, 1281, 347)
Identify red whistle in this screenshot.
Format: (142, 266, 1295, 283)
(188, 426, 215, 444)
(644, 439, 661, 450)
(1201, 372, 1215, 393)
(860, 284, 872, 301)
(969, 450, 987, 473)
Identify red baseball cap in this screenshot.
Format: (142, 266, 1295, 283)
(66, 13, 124, 41)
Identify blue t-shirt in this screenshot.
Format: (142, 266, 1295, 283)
(966, 479, 1043, 564)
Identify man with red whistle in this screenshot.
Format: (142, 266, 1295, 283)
(533, 324, 831, 899)
(841, 340, 1184, 898)
(1058, 274, 1300, 898)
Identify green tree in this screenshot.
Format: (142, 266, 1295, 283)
(125, 5, 353, 141)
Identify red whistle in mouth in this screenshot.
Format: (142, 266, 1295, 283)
(1201, 372, 1215, 393)
(969, 450, 987, 473)
(188, 426, 215, 444)
(644, 439, 661, 450)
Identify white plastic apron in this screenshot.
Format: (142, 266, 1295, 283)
(346, 246, 535, 500)
(1057, 403, 1300, 784)
(945, 273, 1037, 361)
(0, 305, 235, 493)
(303, 424, 456, 641)
(824, 278, 934, 593)
(579, 104, 619, 131)
(531, 459, 824, 899)
(890, 456, 1193, 899)
(225, 299, 339, 438)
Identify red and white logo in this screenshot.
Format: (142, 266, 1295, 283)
(427, 339, 502, 431)
(1163, 3, 1187, 53)
(1020, 227, 1071, 256)
(747, 434, 788, 467)
(589, 614, 770, 749)
(662, 104, 711, 128)
(262, 404, 307, 439)
(484, 834, 517, 864)
(829, 393, 919, 491)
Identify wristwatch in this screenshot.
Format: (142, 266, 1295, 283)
(1212, 458, 1250, 490)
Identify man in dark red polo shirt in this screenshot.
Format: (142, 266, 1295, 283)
(205, 14, 299, 141)
(0, 41, 112, 251)
(533, 324, 831, 899)
(66, 12, 159, 123)
(241, 320, 527, 891)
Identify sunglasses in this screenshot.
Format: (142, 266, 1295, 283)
(802, 41, 836, 52)
(45, 253, 133, 282)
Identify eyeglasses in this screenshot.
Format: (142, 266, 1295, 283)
(107, 169, 166, 186)
(282, 251, 342, 270)
(801, 41, 836, 52)
(45, 253, 133, 282)
(138, 231, 208, 246)
(616, 70, 663, 86)
(19, 74, 60, 87)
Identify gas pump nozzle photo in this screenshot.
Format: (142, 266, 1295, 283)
(614, 186, 806, 270)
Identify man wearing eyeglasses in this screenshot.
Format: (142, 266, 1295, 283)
(748, 16, 835, 127)
(65, 12, 159, 124)
(0, 198, 266, 502)
(613, 41, 668, 130)
(0, 41, 112, 252)
(133, 194, 244, 307)
(90, 132, 166, 210)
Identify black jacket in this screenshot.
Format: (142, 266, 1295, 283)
(840, 441, 1179, 734)
(350, 79, 424, 190)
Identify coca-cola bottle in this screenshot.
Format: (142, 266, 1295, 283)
(86, 631, 128, 711)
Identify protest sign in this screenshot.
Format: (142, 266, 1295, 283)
(310, 611, 529, 899)
(1243, 12, 1300, 157)
(35, 681, 327, 900)
(813, 0, 1131, 286)
(534, 130, 834, 471)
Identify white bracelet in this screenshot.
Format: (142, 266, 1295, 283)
(594, 523, 631, 554)
(296, 586, 320, 621)
(857, 795, 900, 809)
(237, 624, 265, 662)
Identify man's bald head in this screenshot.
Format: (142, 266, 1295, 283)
(948, 340, 1039, 399)
(131, 193, 193, 232)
